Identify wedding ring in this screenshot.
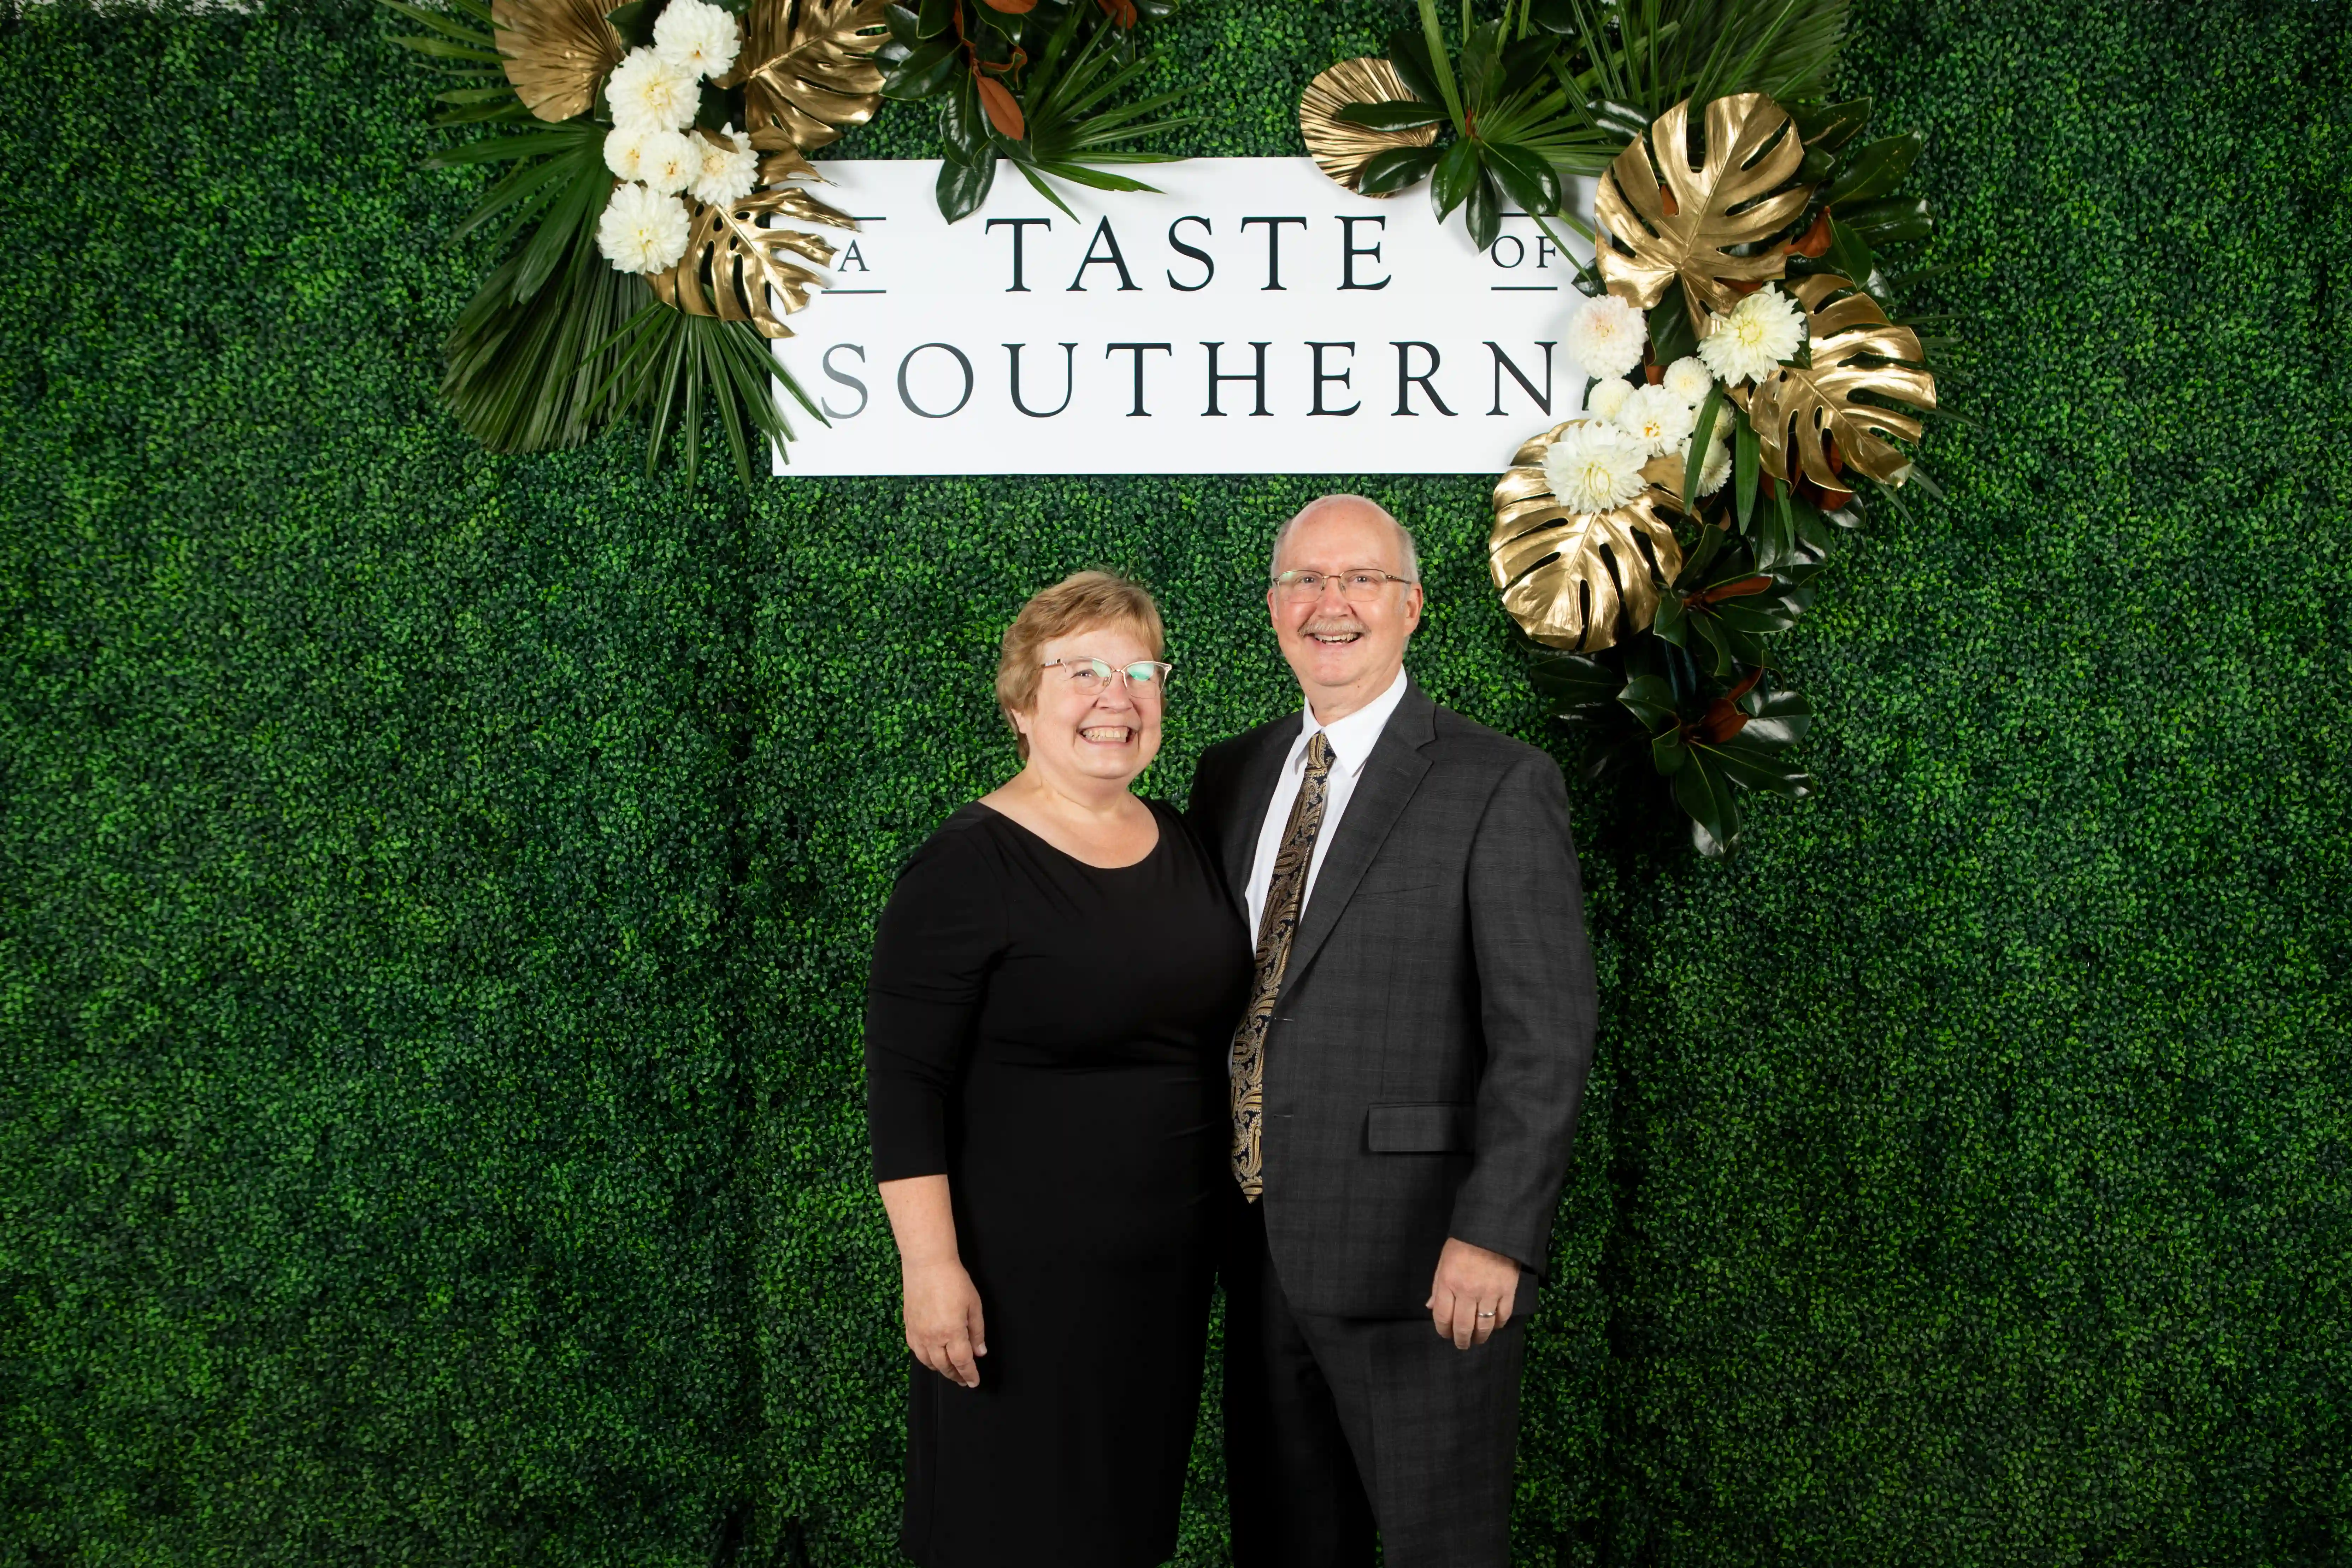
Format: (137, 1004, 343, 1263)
(1476, 1309, 1495, 1318)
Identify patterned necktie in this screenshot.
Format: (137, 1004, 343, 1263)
(1230, 730, 1336, 1200)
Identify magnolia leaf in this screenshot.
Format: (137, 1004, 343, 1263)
(1594, 93, 1812, 328)
(1299, 57, 1440, 195)
(650, 168, 857, 338)
(1490, 423, 1686, 652)
(723, 0, 895, 154)
(1747, 272, 1937, 488)
(492, 0, 624, 122)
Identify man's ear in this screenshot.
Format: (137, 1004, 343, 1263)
(1404, 583, 1425, 633)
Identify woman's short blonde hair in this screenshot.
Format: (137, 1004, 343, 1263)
(996, 571, 1167, 759)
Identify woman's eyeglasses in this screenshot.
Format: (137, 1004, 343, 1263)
(1042, 658, 1174, 695)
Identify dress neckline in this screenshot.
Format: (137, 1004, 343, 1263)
(972, 799, 1165, 872)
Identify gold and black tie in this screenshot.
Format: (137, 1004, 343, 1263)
(1230, 731, 1335, 1200)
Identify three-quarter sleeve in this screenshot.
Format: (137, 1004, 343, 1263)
(865, 826, 1003, 1181)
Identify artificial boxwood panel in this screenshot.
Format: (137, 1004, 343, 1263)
(1, 1, 2345, 1566)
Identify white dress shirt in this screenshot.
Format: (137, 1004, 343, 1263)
(1242, 667, 1411, 943)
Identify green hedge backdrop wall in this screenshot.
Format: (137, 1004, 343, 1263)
(4, 0, 2347, 1563)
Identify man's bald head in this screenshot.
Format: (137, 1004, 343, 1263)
(1269, 494, 1420, 583)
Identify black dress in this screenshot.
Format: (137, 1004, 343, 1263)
(865, 798, 1253, 1568)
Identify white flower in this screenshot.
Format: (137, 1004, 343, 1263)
(1541, 420, 1650, 513)
(1698, 284, 1806, 385)
(1691, 432, 1733, 496)
(607, 46, 701, 132)
(596, 182, 691, 275)
(1583, 376, 1634, 423)
(690, 124, 758, 208)
(1619, 383, 1697, 457)
(653, 0, 741, 79)
(637, 128, 702, 196)
(1662, 355, 1714, 405)
(1564, 293, 1647, 379)
(603, 124, 652, 182)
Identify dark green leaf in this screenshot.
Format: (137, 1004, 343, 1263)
(1649, 294, 1697, 368)
(1837, 195, 1934, 246)
(881, 36, 960, 99)
(1528, 650, 1620, 710)
(1588, 99, 1650, 141)
(1704, 736, 1812, 795)
(1826, 132, 1924, 204)
(917, 0, 954, 36)
(1335, 99, 1448, 131)
(1792, 97, 1872, 153)
(605, 0, 657, 48)
(1502, 33, 1556, 94)
(1619, 674, 1680, 731)
(1386, 26, 1445, 110)
(1429, 137, 1481, 220)
(1482, 140, 1562, 216)
(1527, 0, 1576, 34)
(884, 3, 923, 45)
(1740, 689, 1813, 748)
(1358, 143, 1445, 195)
(1464, 169, 1502, 250)
(1735, 416, 1761, 532)
(1824, 214, 1876, 296)
(1672, 755, 1739, 856)
(936, 146, 998, 223)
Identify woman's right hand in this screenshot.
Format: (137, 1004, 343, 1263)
(902, 1257, 988, 1388)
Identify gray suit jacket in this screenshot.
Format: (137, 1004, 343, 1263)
(1187, 677, 1597, 1318)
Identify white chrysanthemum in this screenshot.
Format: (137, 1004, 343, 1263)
(608, 46, 700, 132)
(1693, 433, 1732, 496)
(596, 181, 691, 275)
(653, 0, 741, 78)
(1563, 293, 1647, 379)
(637, 128, 702, 196)
(1541, 420, 1650, 513)
(1662, 355, 1714, 405)
(1619, 383, 1697, 457)
(691, 124, 758, 208)
(603, 124, 653, 182)
(1583, 376, 1634, 423)
(1698, 284, 1806, 385)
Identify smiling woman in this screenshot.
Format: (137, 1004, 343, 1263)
(861, 571, 1253, 1568)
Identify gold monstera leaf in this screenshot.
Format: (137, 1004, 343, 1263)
(720, 0, 894, 154)
(1747, 273, 1937, 488)
(1490, 425, 1687, 651)
(651, 161, 859, 338)
(1595, 93, 1811, 328)
(493, 0, 624, 123)
(1299, 57, 1438, 195)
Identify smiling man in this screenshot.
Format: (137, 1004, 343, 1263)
(1186, 494, 1598, 1568)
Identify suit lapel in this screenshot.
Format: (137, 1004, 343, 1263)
(1278, 680, 1436, 1000)
(1224, 723, 1295, 906)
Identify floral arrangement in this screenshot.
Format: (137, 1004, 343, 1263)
(1303, 0, 1948, 855)
(386, 0, 1188, 482)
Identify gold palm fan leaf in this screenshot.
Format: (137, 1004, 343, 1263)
(651, 154, 860, 338)
(1299, 57, 1439, 195)
(1490, 424, 1687, 651)
(492, 0, 624, 123)
(720, 0, 895, 155)
(1595, 93, 1812, 328)
(1747, 273, 1937, 489)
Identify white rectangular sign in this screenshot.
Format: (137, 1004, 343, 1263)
(769, 157, 1598, 476)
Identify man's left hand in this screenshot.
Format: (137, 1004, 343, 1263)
(1425, 1237, 1520, 1349)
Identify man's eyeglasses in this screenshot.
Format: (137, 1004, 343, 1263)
(1271, 569, 1416, 603)
(1042, 658, 1174, 695)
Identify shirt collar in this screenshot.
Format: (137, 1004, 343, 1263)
(1292, 667, 1409, 779)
